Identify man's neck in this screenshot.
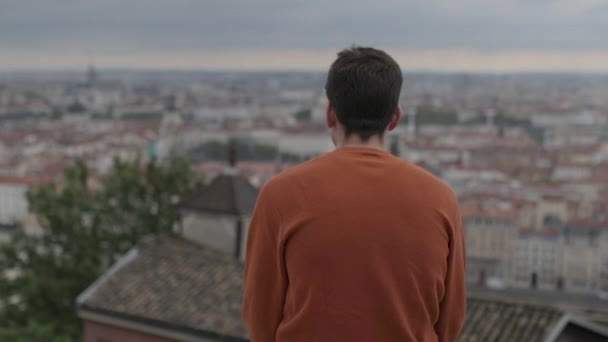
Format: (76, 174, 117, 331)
(336, 135, 386, 151)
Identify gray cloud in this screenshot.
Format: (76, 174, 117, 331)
(2, 0, 608, 68)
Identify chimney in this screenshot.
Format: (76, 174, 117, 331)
(224, 139, 238, 175)
(531, 272, 538, 290)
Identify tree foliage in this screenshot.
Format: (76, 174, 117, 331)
(294, 108, 312, 122)
(0, 157, 199, 341)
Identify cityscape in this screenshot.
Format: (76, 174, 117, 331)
(1, 67, 608, 340)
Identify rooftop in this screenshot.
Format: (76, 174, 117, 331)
(78, 235, 246, 341)
(461, 296, 561, 341)
(78, 236, 608, 342)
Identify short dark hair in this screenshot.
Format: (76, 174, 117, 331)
(325, 46, 403, 141)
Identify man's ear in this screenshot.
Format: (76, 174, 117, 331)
(387, 106, 402, 131)
(326, 103, 337, 128)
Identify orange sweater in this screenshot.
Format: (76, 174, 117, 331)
(243, 147, 466, 342)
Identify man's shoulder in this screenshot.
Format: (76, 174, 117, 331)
(261, 153, 332, 194)
(393, 158, 459, 203)
(393, 157, 449, 185)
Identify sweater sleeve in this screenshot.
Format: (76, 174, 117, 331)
(435, 205, 467, 341)
(242, 184, 288, 342)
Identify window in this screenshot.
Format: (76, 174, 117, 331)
(590, 232, 598, 247)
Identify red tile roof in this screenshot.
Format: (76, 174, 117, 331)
(0, 176, 32, 186)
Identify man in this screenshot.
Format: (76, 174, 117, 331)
(243, 47, 466, 342)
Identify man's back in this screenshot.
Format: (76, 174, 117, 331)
(243, 147, 466, 342)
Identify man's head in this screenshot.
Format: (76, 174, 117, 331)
(325, 47, 403, 145)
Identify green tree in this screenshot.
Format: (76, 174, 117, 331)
(0, 157, 199, 341)
(294, 108, 312, 122)
(0, 320, 71, 342)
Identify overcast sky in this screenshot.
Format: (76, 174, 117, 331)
(3, 0, 608, 71)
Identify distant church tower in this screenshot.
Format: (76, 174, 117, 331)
(87, 63, 98, 88)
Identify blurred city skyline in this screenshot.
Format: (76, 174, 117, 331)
(4, 0, 608, 72)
